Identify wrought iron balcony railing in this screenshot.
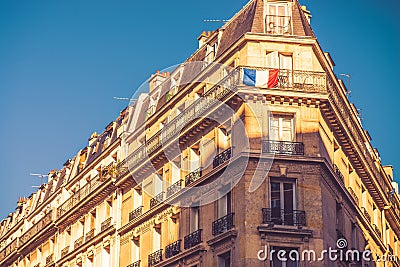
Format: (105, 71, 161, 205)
(85, 228, 95, 242)
(262, 208, 306, 227)
(74, 236, 84, 249)
(61, 246, 69, 257)
(184, 229, 202, 249)
(265, 15, 292, 35)
(363, 208, 371, 224)
(101, 217, 112, 231)
(127, 260, 141, 267)
(165, 240, 181, 258)
(212, 213, 234, 236)
(333, 164, 345, 182)
(20, 210, 53, 246)
(166, 180, 182, 198)
(150, 192, 164, 209)
(33, 264, 40, 267)
(45, 254, 54, 265)
(129, 206, 143, 222)
(213, 148, 232, 168)
(117, 66, 326, 181)
(57, 174, 111, 219)
(148, 249, 163, 266)
(374, 224, 382, 237)
(185, 168, 202, 186)
(347, 187, 359, 205)
(262, 140, 304, 155)
(0, 237, 19, 262)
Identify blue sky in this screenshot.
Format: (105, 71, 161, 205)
(0, 0, 399, 219)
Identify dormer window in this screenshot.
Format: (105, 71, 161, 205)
(265, 3, 292, 35)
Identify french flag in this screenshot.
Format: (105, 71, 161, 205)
(243, 68, 279, 88)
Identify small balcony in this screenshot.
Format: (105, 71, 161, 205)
(129, 206, 143, 222)
(333, 164, 344, 182)
(150, 192, 164, 209)
(262, 140, 304, 155)
(262, 208, 306, 227)
(166, 180, 183, 198)
(85, 229, 95, 242)
(165, 240, 181, 258)
(74, 236, 84, 249)
(101, 217, 112, 231)
(213, 148, 232, 168)
(184, 229, 202, 249)
(148, 249, 163, 266)
(212, 213, 234, 236)
(61, 246, 69, 257)
(127, 260, 141, 267)
(45, 254, 54, 265)
(347, 187, 359, 205)
(363, 208, 371, 224)
(185, 168, 202, 186)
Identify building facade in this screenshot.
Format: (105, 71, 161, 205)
(1, 0, 400, 267)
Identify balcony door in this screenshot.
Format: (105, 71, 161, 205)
(266, 3, 290, 35)
(270, 179, 297, 225)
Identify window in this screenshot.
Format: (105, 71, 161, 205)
(270, 179, 297, 225)
(190, 206, 200, 232)
(336, 203, 344, 236)
(218, 190, 232, 218)
(266, 3, 291, 35)
(132, 239, 140, 262)
(269, 113, 295, 142)
(271, 247, 299, 267)
(217, 251, 231, 267)
(153, 228, 161, 251)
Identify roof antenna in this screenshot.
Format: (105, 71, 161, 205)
(30, 173, 48, 188)
(339, 74, 351, 96)
(203, 19, 229, 23)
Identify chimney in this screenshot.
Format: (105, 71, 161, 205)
(301, 6, 312, 24)
(149, 70, 169, 92)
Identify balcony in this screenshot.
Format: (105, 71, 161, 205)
(262, 140, 304, 155)
(363, 208, 371, 224)
(0, 237, 19, 262)
(20, 211, 53, 246)
(61, 246, 69, 257)
(74, 236, 84, 249)
(148, 249, 163, 266)
(265, 15, 292, 35)
(57, 174, 111, 219)
(129, 206, 143, 222)
(33, 264, 40, 267)
(45, 254, 54, 265)
(185, 168, 202, 186)
(262, 208, 306, 227)
(117, 66, 326, 183)
(347, 187, 359, 205)
(184, 229, 202, 249)
(165, 240, 181, 258)
(212, 213, 234, 236)
(101, 217, 112, 231)
(127, 260, 141, 267)
(85, 229, 95, 242)
(333, 164, 345, 182)
(166, 180, 182, 198)
(150, 192, 164, 209)
(374, 224, 382, 238)
(213, 148, 232, 168)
